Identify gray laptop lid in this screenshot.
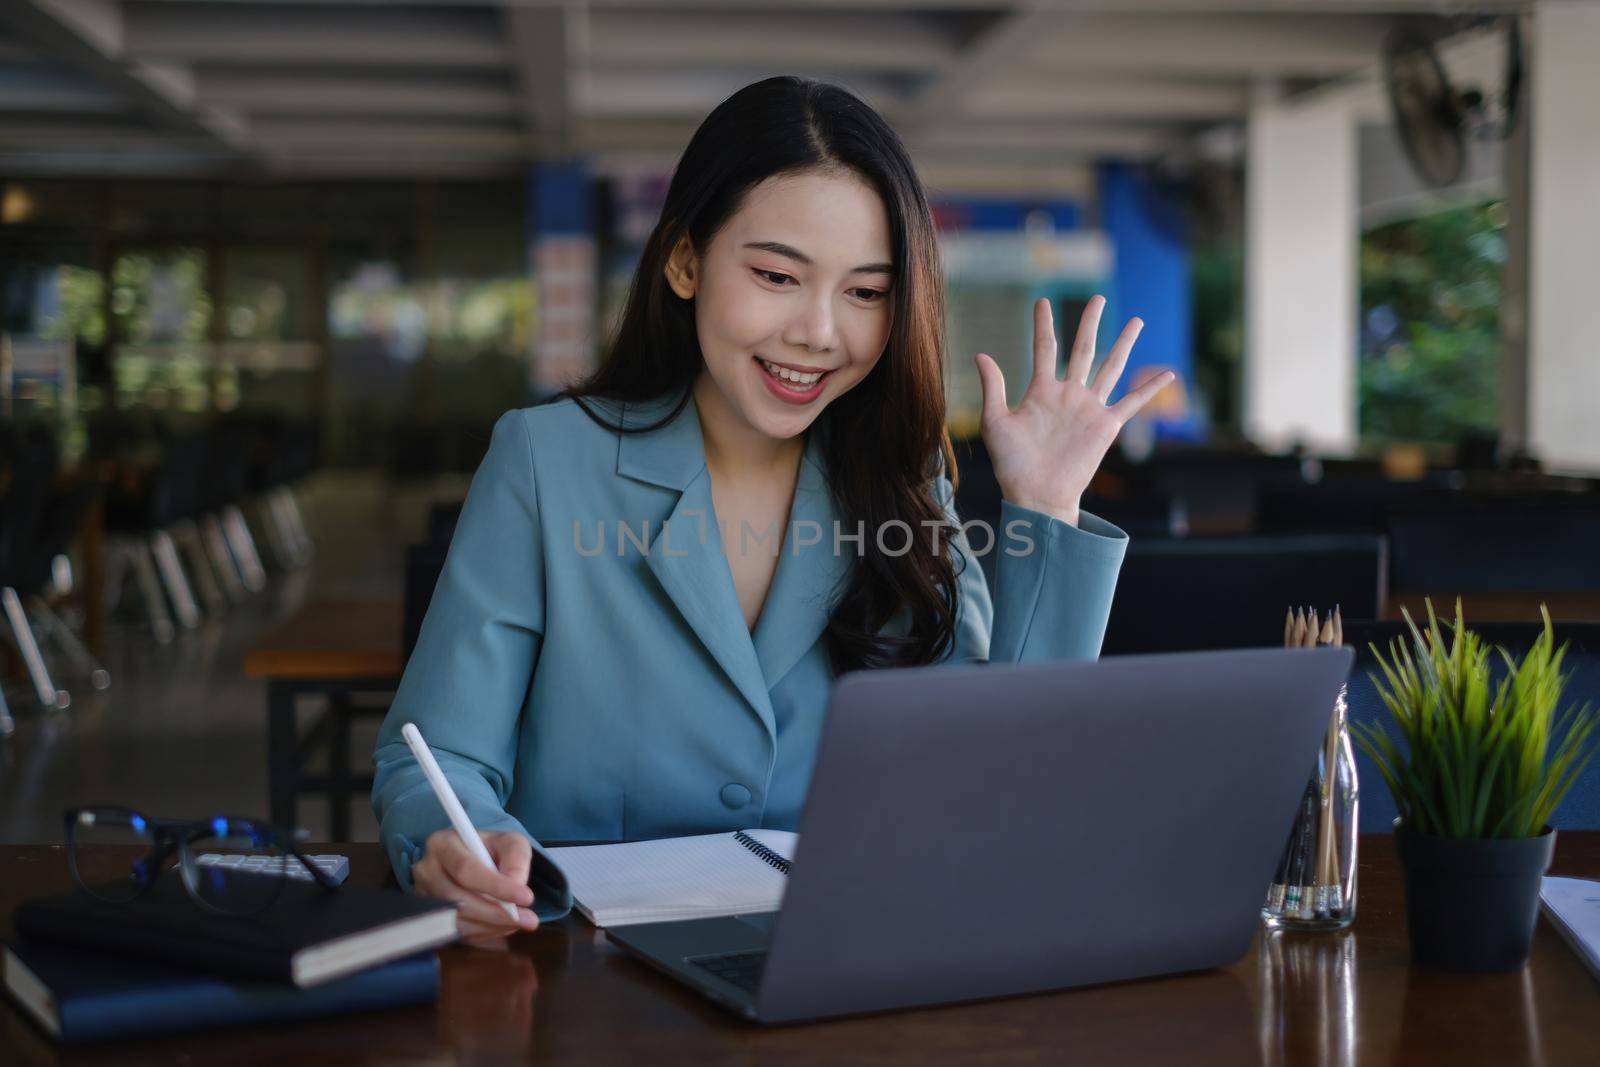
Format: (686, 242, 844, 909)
(755, 646, 1354, 1022)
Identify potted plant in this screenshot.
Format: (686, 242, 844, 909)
(1354, 599, 1600, 972)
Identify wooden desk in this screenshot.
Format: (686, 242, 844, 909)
(243, 601, 404, 840)
(4, 836, 1598, 1065)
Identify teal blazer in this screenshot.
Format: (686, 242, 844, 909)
(371, 387, 1129, 921)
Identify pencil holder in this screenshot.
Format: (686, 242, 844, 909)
(1262, 682, 1358, 931)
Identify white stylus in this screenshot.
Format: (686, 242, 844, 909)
(401, 722, 522, 922)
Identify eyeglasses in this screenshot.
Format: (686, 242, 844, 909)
(64, 805, 342, 916)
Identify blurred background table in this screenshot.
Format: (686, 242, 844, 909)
(243, 600, 403, 841)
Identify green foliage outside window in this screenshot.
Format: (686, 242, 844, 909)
(1359, 201, 1505, 443)
(36, 266, 106, 348)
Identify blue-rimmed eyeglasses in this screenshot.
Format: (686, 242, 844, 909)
(64, 806, 341, 916)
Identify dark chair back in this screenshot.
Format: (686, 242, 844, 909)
(427, 502, 463, 547)
(1257, 481, 1448, 535)
(403, 542, 450, 663)
(16, 479, 99, 593)
(1100, 534, 1386, 655)
(1388, 508, 1600, 592)
(0, 425, 58, 586)
(1342, 620, 1600, 831)
(1143, 450, 1304, 532)
(1082, 491, 1187, 539)
(201, 421, 257, 512)
(402, 499, 466, 663)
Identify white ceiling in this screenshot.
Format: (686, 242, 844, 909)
(0, 0, 1525, 194)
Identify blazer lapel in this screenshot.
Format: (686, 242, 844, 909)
(752, 425, 852, 689)
(616, 389, 777, 743)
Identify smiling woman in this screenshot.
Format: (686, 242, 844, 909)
(669, 171, 897, 435)
(372, 75, 1172, 943)
(659, 168, 904, 632)
(558, 77, 968, 678)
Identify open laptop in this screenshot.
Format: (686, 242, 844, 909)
(606, 646, 1354, 1024)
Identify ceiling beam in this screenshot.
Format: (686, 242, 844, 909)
(0, 149, 239, 175)
(577, 67, 908, 119)
(907, 117, 1186, 158)
(1021, 14, 1394, 77)
(573, 113, 1182, 159)
(902, 7, 1060, 130)
(122, 3, 508, 67)
(0, 114, 208, 151)
(248, 118, 530, 155)
(196, 70, 520, 119)
(965, 77, 1251, 120)
(258, 153, 529, 179)
(589, 9, 958, 72)
(0, 58, 128, 112)
(504, 1, 578, 157)
(0, 0, 248, 152)
(112, 0, 1529, 11)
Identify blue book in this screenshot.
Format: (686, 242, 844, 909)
(2, 939, 439, 1044)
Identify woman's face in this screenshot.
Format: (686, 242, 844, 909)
(666, 168, 895, 441)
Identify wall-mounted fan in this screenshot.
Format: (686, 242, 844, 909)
(1382, 17, 1523, 189)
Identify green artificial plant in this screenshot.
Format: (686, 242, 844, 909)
(1354, 598, 1600, 839)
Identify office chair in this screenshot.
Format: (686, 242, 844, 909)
(1100, 534, 1387, 655)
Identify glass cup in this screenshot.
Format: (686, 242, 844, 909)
(1262, 683, 1359, 931)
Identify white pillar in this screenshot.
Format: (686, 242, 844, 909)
(1243, 88, 1358, 453)
(1527, 1, 1600, 472)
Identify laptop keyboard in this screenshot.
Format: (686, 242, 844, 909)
(687, 949, 768, 993)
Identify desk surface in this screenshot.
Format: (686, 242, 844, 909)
(242, 600, 403, 681)
(3, 836, 1598, 1066)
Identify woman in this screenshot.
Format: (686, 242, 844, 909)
(372, 76, 1174, 943)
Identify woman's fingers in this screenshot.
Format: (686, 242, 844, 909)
(461, 902, 539, 935)
(471, 905, 539, 937)
(1091, 317, 1144, 403)
(486, 832, 533, 890)
(1110, 370, 1177, 423)
(974, 352, 1009, 426)
(439, 880, 519, 931)
(439, 835, 535, 907)
(1063, 296, 1105, 386)
(431, 876, 539, 938)
(1030, 297, 1060, 387)
(412, 831, 541, 945)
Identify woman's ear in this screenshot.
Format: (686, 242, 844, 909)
(663, 234, 699, 300)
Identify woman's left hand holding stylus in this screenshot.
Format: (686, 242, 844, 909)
(973, 295, 1175, 527)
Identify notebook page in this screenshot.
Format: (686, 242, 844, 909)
(1540, 876, 1600, 980)
(546, 831, 797, 928)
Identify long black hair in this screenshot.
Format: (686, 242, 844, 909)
(558, 75, 961, 674)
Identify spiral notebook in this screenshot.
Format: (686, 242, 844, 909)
(1540, 876, 1600, 981)
(545, 830, 796, 928)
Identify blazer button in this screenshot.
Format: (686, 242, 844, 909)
(720, 783, 752, 809)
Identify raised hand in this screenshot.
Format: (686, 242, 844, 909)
(973, 295, 1175, 527)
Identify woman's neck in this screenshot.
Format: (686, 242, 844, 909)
(692, 372, 806, 488)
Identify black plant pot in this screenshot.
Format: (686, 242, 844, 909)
(1394, 822, 1556, 972)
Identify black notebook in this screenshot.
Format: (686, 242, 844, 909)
(15, 872, 458, 987)
(3, 938, 439, 1044)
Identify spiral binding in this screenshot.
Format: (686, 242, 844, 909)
(734, 830, 792, 875)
